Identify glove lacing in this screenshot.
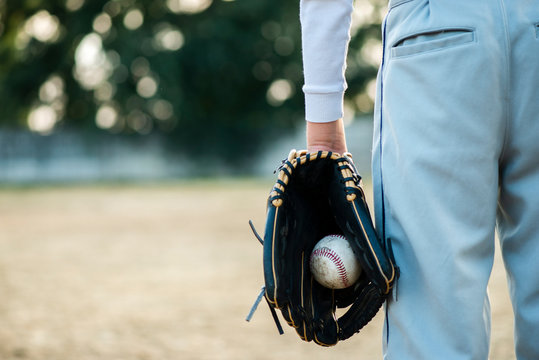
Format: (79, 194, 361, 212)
(269, 150, 364, 207)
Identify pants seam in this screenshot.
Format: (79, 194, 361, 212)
(496, 0, 512, 164)
(379, 5, 394, 347)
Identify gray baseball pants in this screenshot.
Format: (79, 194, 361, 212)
(373, 0, 539, 358)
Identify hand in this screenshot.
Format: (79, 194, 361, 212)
(306, 118, 348, 154)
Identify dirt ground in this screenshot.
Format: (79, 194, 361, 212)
(0, 181, 515, 359)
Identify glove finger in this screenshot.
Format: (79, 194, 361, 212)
(264, 185, 321, 308)
(294, 318, 312, 343)
(281, 305, 313, 343)
(280, 304, 298, 328)
(263, 204, 288, 308)
(290, 258, 340, 346)
(310, 280, 339, 346)
(275, 251, 313, 342)
(337, 282, 386, 340)
(295, 251, 315, 342)
(279, 304, 312, 343)
(330, 184, 396, 294)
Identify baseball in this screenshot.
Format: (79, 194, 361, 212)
(309, 234, 362, 289)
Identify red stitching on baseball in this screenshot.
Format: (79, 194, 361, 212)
(312, 246, 350, 287)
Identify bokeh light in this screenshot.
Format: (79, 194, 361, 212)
(166, 0, 212, 14)
(93, 13, 112, 34)
(360, 38, 383, 67)
(27, 105, 57, 134)
(366, 79, 377, 103)
(39, 75, 64, 104)
(95, 104, 119, 129)
(24, 10, 61, 43)
(273, 36, 294, 56)
(266, 79, 295, 107)
(136, 76, 159, 98)
(153, 24, 184, 51)
(65, 0, 85, 12)
(130, 57, 150, 77)
(27, 74, 67, 135)
(74, 33, 113, 90)
(148, 99, 174, 121)
(94, 81, 116, 102)
(127, 109, 153, 134)
(123, 8, 144, 31)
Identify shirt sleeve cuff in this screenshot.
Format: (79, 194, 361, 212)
(304, 92, 344, 123)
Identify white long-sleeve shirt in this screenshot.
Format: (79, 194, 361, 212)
(300, 0, 355, 123)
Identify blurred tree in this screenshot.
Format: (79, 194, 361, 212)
(0, 0, 385, 163)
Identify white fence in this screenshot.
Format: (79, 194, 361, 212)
(0, 119, 374, 183)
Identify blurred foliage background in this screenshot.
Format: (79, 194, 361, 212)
(0, 0, 386, 167)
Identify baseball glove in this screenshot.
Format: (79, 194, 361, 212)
(248, 149, 398, 346)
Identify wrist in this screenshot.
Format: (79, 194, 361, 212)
(306, 119, 348, 154)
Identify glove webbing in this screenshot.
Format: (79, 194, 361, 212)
(269, 150, 362, 207)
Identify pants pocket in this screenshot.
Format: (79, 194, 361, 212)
(391, 28, 475, 58)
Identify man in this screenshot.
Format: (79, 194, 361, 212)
(301, 0, 539, 358)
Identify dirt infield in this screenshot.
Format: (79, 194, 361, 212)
(0, 181, 515, 359)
